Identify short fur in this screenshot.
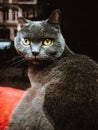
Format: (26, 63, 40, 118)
(8, 10, 98, 130)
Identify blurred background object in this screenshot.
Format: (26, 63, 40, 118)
(37, 0, 98, 61)
(0, 0, 37, 41)
(0, 0, 37, 89)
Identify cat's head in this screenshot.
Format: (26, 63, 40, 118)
(15, 9, 66, 64)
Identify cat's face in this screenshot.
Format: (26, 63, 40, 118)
(15, 10, 65, 64)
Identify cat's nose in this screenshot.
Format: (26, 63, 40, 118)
(32, 51, 39, 56)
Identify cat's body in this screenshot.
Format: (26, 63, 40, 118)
(8, 85, 53, 130)
(44, 53, 98, 130)
(8, 10, 98, 130)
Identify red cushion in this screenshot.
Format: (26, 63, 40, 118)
(0, 86, 25, 130)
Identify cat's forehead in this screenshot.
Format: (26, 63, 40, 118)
(30, 20, 58, 32)
(21, 20, 58, 39)
(30, 21, 43, 28)
(29, 21, 44, 32)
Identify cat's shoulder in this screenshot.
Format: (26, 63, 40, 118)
(57, 53, 98, 75)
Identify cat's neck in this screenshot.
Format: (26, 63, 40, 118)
(27, 47, 74, 87)
(63, 44, 74, 57)
(28, 61, 52, 75)
(27, 61, 52, 87)
(28, 48, 73, 74)
(28, 47, 74, 74)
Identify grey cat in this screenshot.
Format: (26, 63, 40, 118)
(8, 10, 98, 130)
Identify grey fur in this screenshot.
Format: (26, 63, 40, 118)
(8, 9, 98, 130)
(14, 20, 66, 61)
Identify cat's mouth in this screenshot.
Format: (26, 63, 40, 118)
(26, 55, 49, 64)
(30, 57, 43, 64)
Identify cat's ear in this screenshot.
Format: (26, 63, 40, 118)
(18, 16, 27, 25)
(47, 9, 61, 28)
(17, 16, 29, 31)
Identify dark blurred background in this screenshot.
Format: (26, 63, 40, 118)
(0, 0, 98, 89)
(37, 0, 98, 61)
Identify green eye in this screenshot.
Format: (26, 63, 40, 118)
(42, 39, 53, 46)
(23, 39, 31, 46)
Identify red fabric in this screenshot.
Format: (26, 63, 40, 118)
(0, 86, 25, 130)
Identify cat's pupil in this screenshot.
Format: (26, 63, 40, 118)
(25, 39, 28, 42)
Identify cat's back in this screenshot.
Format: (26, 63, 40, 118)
(44, 53, 98, 130)
(47, 53, 98, 87)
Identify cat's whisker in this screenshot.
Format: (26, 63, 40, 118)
(11, 58, 25, 66)
(11, 55, 24, 62)
(0, 55, 24, 68)
(0, 66, 9, 74)
(0, 57, 26, 74)
(11, 58, 26, 68)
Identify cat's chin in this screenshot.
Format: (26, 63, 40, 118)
(26, 58, 42, 64)
(31, 60, 41, 65)
(29, 59, 48, 65)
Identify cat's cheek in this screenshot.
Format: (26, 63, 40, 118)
(15, 47, 25, 55)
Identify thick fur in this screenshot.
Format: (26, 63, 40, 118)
(8, 86, 53, 130)
(44, 54, 98, 130)
(8, 10, 98, 130)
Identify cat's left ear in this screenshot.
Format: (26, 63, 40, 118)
(47, 9, 61, 29)
(18, 16, 27, 25)
(17, 16, 29, 31)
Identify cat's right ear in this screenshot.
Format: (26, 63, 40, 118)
(17, 16, 28, 31)
(47, 9, 61, 29)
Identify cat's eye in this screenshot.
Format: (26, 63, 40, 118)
(42, 39, 53, 46)
(23, 39, 31, 46)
